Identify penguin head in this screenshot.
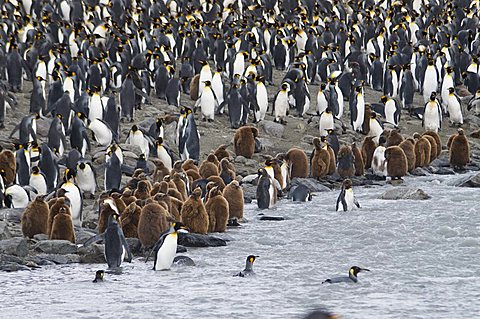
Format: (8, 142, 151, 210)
(380, 95, 388, 103)
(342, 178, 353, 190)
(280, 83, 289, 91)
(448, 87, 455, 94)
(31, 166, 40, 175)
(172, 222, 188, 233)
(429, 92, 437, 101)
(93, 270, 105, 283)
(203, 80, 212, 87)
(64, 168, 76, 182)
(78, 162, 86, 170)
(131, 125, 138, 132)
(108, 212, 120, 224)
(246, 255, 258, 265)
(265, 159, 275, 167)
(370, 112, 377, 119)
(349, 266, 369, 278)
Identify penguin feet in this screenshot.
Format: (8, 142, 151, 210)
(280, 119, 287, 125)
(207, 119, 214, 123)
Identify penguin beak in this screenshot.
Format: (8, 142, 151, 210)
(360, 268, 370, 272)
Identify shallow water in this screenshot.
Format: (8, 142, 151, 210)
(2, 173, 480, 318)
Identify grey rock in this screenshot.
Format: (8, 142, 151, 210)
(173, 255, 195, 266)
(36, 254, 69, 265)
(0, 237, 29, 257)
(34, 240, 78, 255)
(177, 245, 187, 253)
(33, 234, 49, 241)
(454, 172, 480, 187)
(379, 188, 431, 200)
(78, 244, 105, 264)
(256, 137, 274, 148)
(258, 120, 284, 137)
(430, 156, 450, 168)
(178, 232, 227, 247)
(242, 184, 257, 200)
(429, 167, 455, 175)
(0, 208, 24, 223)
(234, 155, 247, 164)
(289, 178, 332, 192)
(301, 135, 315, 144)
(0, 221, 12, 240)
(75, 230, 98, 245)
(0, 262, 31, 272)
(410, 168, 429, 176)
(126, 238, 142, 255)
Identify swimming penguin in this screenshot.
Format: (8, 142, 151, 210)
(60, 169, 83, 226)
(146, 222, 188, 271)
(4, 185, 31, 208)
(93, 270, 105, 283)
(446, 87, 463, 125)
(322, 266, 370, 284)
(272, 82, 291, 124)
(83, 213, 133, 269)
(422, 92, 442, 133)
(336, 179, 360, 212)
(177, 107, 200, 162)
(76, 160, 97, 198)
(234, 255, 258, 277)
(289, 184, 313, 202)
(256, 168, 276, 209)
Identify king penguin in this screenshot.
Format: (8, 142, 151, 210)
(350, 85, 365, 132)
(76, 160, 97, 199)
(177, 107, 200, 162)
(446, 87, 463, 125)
(336, 179, 360, 212)
(60, 168, 83, 226)
(234, 255, 258, 277)
(256, 168, 276, 209)
(83, 213, 133, 269)
(147, 222, 188, 271)
(423, 92, 442, 133)
(322, 266, 370, 284)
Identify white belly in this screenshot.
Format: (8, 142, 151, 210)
(447, 96, 463, 124)
(61, 183, 82, 225)
(353, 94, 365, 131)
(157, 146, 173, 171)
(155, 234, 177, 271)
(201, 91, 216, 120)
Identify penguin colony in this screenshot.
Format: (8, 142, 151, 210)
(0, 0, 476, 286)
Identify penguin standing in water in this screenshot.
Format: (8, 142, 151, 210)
(60, 169, 83, 227)
(336, 179, 360, 212)
(322, 266, 370, 284)
(177, 107, 200, 162)
(146, 222, 188, 271)
(423, 92, 442, 133)
(83, 213, 133, 269)
(256, 168, 276, 209)
(234, 255, 259, 277)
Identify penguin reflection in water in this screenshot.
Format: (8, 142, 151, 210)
(322, 266, 370, 284)
(83, 213, 133, 269)
(234, 255, 259, 277)
(146, 222, 189, 271)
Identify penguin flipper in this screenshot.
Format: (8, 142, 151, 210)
(146, 231, 169, 264)
(119, 228, 133, 262)
(341, 195, 348, 212)
(354, 197, 361, 208)
(335, 190, 343, 211)
(83, 233, 105, 247)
